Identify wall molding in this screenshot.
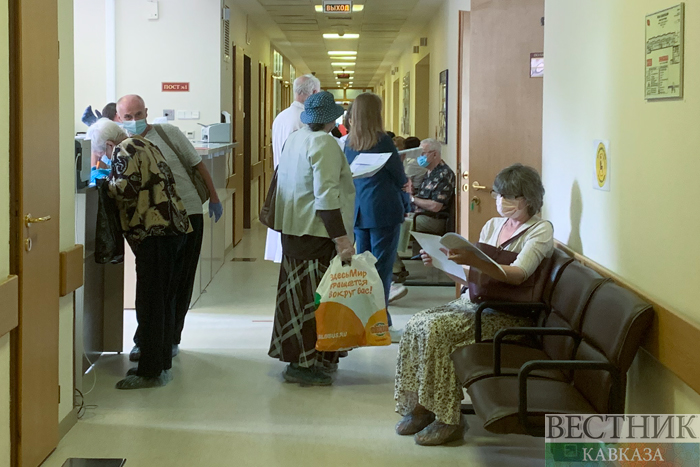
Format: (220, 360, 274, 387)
(60, 244, 84, 297)
(556, 241, 700, 396)
(0, 275, 19, 337)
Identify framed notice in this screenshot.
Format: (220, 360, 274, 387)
(645, 3, 684, 99)
(438, 70, 448, 144)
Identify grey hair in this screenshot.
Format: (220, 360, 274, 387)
(492, 163, 545, 216)
(420, 138, 442, 155)
(86, 118, 128, 154)
(294, 74, 321, 98)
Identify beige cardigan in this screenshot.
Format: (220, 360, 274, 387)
(274, 126, 355, 240)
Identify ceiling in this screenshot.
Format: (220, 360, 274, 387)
(234, 0, 447, 89)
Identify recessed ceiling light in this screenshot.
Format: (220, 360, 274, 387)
(331, 62, 355, 66)
(328, 51, 357, 55)
(323, 33, 360, 39)
(334, 56, 356, 61)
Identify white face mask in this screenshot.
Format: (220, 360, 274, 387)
(496, 196, 527, 219)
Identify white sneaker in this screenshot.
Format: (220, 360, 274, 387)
(388, 283, 408, 303)
(389, 326, 404, 343)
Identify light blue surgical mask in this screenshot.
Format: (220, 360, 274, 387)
(100, 155, 112, 167)
(417, 154, 430, 168)
(121, 118, 147, 136)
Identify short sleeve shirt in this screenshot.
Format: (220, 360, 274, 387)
(415, 161, 456, 211)
(478, 217, 554, 279)
(108, 136, 191, 252)
(144, 124, 203, 217)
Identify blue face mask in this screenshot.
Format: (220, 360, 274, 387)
(417, 154, 430, 168)
(121, 118, 147, 135)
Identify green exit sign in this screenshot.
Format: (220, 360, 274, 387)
(323, 1, 352, 13)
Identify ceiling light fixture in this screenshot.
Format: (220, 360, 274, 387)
(333, 56, 356, 61)
(335, 70, 355, 74)
(331, 62, 355, 66)
(323, 33, 360, 39)
(328, 51, 357, 55)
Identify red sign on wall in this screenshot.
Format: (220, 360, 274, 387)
(162, 82, 190, 92)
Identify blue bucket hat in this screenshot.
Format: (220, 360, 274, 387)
(300, 91, 345, 125)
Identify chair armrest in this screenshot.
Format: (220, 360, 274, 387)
(493, 327, 580, 375)
(517, 360, 623, 437)
(474, 302, 546, 343)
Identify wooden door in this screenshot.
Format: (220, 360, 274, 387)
(229, 46, 244, 246)
(392, 79, 400, 134)
(461, 0, 544, 241)
(243, 55, 252, 229)
(264, 65, 273, 194)
(9, 0, 61, 464)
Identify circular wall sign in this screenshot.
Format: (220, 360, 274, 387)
(596, 142, 608, 187)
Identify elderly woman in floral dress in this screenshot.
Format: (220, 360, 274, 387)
(394, 164, 554, 445)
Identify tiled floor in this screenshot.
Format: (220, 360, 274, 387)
(42, 224, 545, 467)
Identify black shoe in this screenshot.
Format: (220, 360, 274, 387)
(172, 344, 179, 357)
(129, 345, 141, 362)
(283, 364, 332, 386)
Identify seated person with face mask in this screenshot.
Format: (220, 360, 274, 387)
(394, 163, 554, 445)
(409, 138, 456, 237)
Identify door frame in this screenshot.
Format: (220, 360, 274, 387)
(9, 0, 61, 464)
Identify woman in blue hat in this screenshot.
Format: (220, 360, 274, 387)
(268, 91, 356, 386)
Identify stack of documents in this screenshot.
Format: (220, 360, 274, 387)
(349, 152, 392, 179)
(410, 232, 505, 281)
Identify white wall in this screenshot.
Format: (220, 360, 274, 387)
(75, 0, 222, 136)
(59, 0, 76, 424)
(378, 0, 470, 170)
(74, 0, 107, 133)
(542, 0, 700, 412)
(115, 0, 221, 136)
(0, 0, 11, 460)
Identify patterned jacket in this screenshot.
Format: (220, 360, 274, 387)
(108, 136, 191, 252)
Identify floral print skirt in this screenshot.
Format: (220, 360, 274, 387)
(394, 295, 533, 425)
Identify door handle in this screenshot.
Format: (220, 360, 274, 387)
(472, 181, 487, 191)
(25, 214, 52, 227)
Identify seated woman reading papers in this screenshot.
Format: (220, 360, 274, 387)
(394, 163, 554, 446)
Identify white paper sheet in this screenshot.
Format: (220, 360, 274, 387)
(439, 232, 506, 274)
(410, 232, 467, 281)
(349, 152, 392, 179)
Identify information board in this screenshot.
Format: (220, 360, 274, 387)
(645, 3, 684, 99)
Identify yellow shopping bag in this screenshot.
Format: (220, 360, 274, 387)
(314, 251, 391, 351)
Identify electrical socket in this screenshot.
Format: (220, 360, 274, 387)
(186, 131, 195, 140)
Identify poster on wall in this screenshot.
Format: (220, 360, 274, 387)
(438, 70, 448, 144)
(530, 53, 544, 78)
(645, 3, 684, 99)
(592, 140, 611, 192)
(402, 72, 411, 136)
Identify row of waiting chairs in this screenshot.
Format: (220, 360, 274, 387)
(451, 249, 654, 437)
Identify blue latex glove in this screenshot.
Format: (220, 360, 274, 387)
(209, 201, 223, 222)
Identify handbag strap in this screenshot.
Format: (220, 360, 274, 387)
(152, 124, 195, 177)
(498, 220, 550, 249)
